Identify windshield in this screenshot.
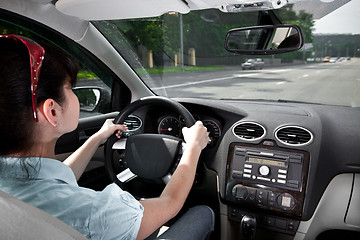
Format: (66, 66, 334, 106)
(93, 0, 360, 107)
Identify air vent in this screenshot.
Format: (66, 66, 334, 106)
(275, 126, 313, 146)
(233, 122, 266, 140)
(124, 115, 142, 131)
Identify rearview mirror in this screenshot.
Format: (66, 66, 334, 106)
(225, 24, 304, 55)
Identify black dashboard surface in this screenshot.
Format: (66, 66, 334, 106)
(156, 98, 360, 221)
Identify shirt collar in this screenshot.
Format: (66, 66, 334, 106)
(0, 157, 77, 185)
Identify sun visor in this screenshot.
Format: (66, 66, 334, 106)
(0, 0, 88, 41)
(56, 0, 190, 20)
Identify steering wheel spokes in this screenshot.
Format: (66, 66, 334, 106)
(112, 135, 187, 185)
(112, 138, 127, 150)
(116, 168, 137, 183)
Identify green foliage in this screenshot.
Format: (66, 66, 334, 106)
(74, 89, 97, 108)
(77, 71, 98, 80)
(314, 34, 360, 57)
(114, 11, 257, 60)
(276, 5, 314, 43)
(121, 18, 166, 55)
(108, 7, 315, 65)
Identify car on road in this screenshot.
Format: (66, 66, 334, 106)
(329, 57, 338, 63)
(1, 0, 360, 240)
(241, 58, 264, 70)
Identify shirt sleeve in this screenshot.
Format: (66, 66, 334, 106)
(89, 183, 144, 240)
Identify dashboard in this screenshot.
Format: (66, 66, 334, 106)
(130, 104, 224, 148)
(4, 1, 360, 239)
(126, 98, 360, 239)
(157, 114, 222, 146)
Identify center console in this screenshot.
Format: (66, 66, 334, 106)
(224, 142, 309, 234)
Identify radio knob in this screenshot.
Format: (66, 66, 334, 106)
(259, 165, 270, 176)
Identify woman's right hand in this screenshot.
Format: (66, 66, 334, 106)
(182, 121, 209, 151)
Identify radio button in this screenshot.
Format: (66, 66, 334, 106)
(259, 165, 270, 176)
(257, 176, 271, 181)
(277, 179, 286, 184)
(278, 169, 287, 174)
(278, 174, 286, 179)
(243, 173, 251, 178)
(244, 164, 253, 169)
(244, 169, 252, 173)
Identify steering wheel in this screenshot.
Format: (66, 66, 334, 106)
(105, 96, 195, 188)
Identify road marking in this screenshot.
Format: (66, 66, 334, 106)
(152, 76, 235, 90)
(267, 69, 291, 73)
(277, 81, 286, 85)
(232, 73, 260, 78)
(302, 74, 309, 78)
(152, 69, 289, 90)
(152, 73, 261, 90)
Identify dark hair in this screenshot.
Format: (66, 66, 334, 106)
(0, 37, 78, 155)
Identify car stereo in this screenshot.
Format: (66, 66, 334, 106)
(225, 143, 309, 218)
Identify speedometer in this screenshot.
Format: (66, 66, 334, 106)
(203, 119, 221, 144)
(158, 116, 182, 137)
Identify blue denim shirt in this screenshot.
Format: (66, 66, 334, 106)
(0, 157, 143, 240)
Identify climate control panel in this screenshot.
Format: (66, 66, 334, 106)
(232, 184, 296, 211)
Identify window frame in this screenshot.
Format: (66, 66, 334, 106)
(0, 8, 131, 118)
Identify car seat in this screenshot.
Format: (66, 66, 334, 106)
(0, 189, 86, 240)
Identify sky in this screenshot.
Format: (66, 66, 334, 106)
(313, 0, 360, 34)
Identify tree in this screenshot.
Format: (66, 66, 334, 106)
(276, 5, 314, 43)
(97, 5, 317, 67)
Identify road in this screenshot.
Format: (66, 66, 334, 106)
(149, 59, 360, 107)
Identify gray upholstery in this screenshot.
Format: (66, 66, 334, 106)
(0, 190, 86, 240)
(0, 189, 214, 239)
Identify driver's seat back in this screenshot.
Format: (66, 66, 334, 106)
(0, 190, 86, 240)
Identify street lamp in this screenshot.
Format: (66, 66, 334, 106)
(179, 14, 184, 70)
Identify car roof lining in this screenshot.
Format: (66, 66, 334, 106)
(0, 0, 88, 41)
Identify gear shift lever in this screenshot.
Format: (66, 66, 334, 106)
(241, 215, 256, 240)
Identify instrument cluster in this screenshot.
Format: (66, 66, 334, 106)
(157, 114, 222, 146)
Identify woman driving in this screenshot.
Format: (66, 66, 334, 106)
(0, 35, 214, 240)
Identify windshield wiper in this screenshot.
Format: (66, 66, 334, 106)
(277, 99, 319, 105)
(220, 98, 321, 105)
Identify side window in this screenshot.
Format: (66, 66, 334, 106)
(73, 65, 112, 118)
(0, 17, 113, 119)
